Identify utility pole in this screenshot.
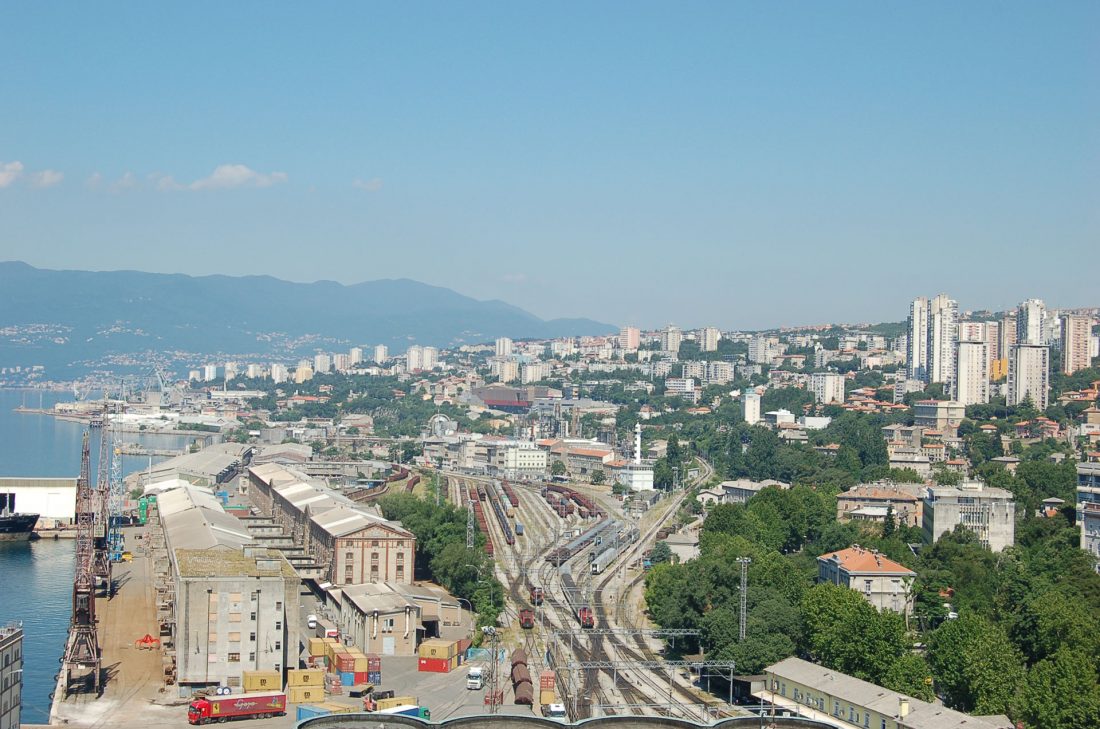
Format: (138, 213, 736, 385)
(736, 557, 751, 641)
(483, 626, 501, 714)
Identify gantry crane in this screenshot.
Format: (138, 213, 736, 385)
(62, 432, 101, 695)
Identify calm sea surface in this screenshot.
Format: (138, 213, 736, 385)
(0, 388, 191, 722)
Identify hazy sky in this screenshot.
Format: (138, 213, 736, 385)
(1, 3, 1097, 329)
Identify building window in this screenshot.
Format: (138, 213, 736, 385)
(228, 632, 241, 643)
(275, 601, 282, 611)
(396, 565, 404, 579)
(371, 552, 379, 563)
(372, 540, 379, 547)
(250, 612, 256, 621)
(383, 618, 395, 633)
(396, 553, 404, 563)
(345, 566, 353, 581)
(346, 552, 354, 561)
(275, 621, 282, 630)
(249, 652, 256, 662)
(249, 632, 256, 642)
(275, 641, 281, 650)
(228, 652, 240, 663)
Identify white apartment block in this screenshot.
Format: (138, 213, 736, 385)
(406, 345, 423, 372)
(958, 320, 986, 343)
(1077, 461, 1100, 563)
(705, 361, 734, 385)
(661, 326, 683, 353)
(520, 361, 550, 384)
(700, 326, 721, 352)
(906, 297, 928, 381)
(810, 372, 845, 405)
(333, 353, 351, 372)
(927, 294, 958, 388)
(985, 319, 1001, 361)
(1017, 298, 1046, 345)
(349, 347, 363, 365)
(1007, 343, 1049, 410)
(954, 340, 989, 405)
(422, 346, 438, 371)
(1062, 313, 1092, 375)
(246, 363, 264, 379)
(743, 392, 761, 425)
(492, 359, 519, 383)
(495, 337, 514, 357)
(665, 377, 696, 397)
(749, 335, 783, 365)
(270, 363, 288, 384)
(314, 353, 331, 374)
(373, 345, 389, 363)
(682, 361, 706, 379)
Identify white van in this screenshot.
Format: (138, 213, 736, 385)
(466, 667, 484, 690)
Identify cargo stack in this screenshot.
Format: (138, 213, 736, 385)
(323, 672, 343, 696)
(287, 668, 324, 688)
(539, 670, 556, 706)
(417, 638, 457, 672)
(286, 685, 324, 704)
(366, 653, 382, 685)
(242, 670, 282, 693)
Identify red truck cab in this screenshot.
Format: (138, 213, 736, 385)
(187, 692, 286, 725)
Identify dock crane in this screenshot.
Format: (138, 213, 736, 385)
(61, 432, 101, 695)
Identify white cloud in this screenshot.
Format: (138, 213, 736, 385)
(30, 169, 64, 188)
(0, 161, 25, 188)
(353, 177, 384, 192)
(86, 172, 104, 190)
(189, 164, 287, 190)
(112, 172, 137, 191)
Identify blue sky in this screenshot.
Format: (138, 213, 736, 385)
(1, 2, 1097, 329)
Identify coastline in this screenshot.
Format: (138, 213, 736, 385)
(13, 407, 214, 438)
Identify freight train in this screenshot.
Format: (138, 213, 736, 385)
(559, 566, 595, 629)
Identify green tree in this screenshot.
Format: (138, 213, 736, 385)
(927, 613, 1024, 714)
(550, 460, 566, 476)
(800, 583, 908, 682)
(1014, 649, 1100, 729)
(591, 469, 606, 485)
(882, 653, 935, 702)
(649, 541, 673, 564)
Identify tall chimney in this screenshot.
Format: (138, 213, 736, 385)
(634, 422, 642, 465)
(899, 698, 910, 718)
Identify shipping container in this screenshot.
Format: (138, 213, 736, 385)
(307, 637, 326, 657)
(418, 638, 456, 659)
(418, 656, 450, 673)
(352, 671, 371, 686)
(242, 670, 281, 692)
(339, 671, 355, 687)
(367, 671, 382, 684)
(295, 705, 331, 722)
(286, 685, 324, 704)
(539, 670, 555, 689)
(540, 688, 556, 706)
(287, 669, 324, 687)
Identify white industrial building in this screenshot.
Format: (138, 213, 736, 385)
(0, 477, 77, 528)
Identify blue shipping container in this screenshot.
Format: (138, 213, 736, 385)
(515, 522, 524, 536)
(340, 671, 355, 687)
(296, 705, 332, 722)
(367, 671, 382, 684)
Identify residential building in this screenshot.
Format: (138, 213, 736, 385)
(421, 346, 438, 371)
(520, 361, 550, 384)
(349, 346, 363, 365)
(492, 359, 519, 384)
(758, 657, 1013, 729)
(313, 353, 331, 374)
(985, 319, 1001, 362)
(1000, 312, 1018, 360)
(495, 337, 514, 357)
(706, 361, 734, 385)
(0, 623, 22, 729)
(927, 294, 958, 388)
(817, 546, 916, 614)
(906, 297, 928, 382)
(665, 377, 697, 402)
(1062, 313, 1092, 375)
(1077, 460, 1100, 562)
(293, 364, 313, 384)
(954, 340, 989, 405)
(810, 372, 845, 405)
(836, 482, 924, 528)
(661, 325, 683, 353)
(618, 326, 640, 350)
(698, 478, 790, 506)
(270, 363, 288, 384)
(373, 344, 389, 363)
(1007, 343, 1049, 410)
(539, 438, 614, 477)
(743, 391, 761, 425)
(749, 335, 783, 365)
(958, 320, 986, 343)
(406, 345, 423, 372)
(1017, 298, 1046, 345)
(923, 479, 1015, 551)
(911, 400, 964, 431)
(700, 326, 721, 352)
(498, 441, 549, 479)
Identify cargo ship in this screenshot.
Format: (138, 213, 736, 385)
(0, 495, 39, 541)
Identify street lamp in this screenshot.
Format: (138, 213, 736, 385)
(455, 597, 474, 634)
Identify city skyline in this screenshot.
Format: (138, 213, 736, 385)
(2, 3, 1097, 326)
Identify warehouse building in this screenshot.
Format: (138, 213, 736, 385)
(0, 477, 77, 528)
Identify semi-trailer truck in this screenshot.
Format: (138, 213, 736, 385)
(187, 692, 287, 725)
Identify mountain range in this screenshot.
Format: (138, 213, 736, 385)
(0, 261, 614, 374)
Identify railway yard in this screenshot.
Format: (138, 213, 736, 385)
(441, 459, 745, 723)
